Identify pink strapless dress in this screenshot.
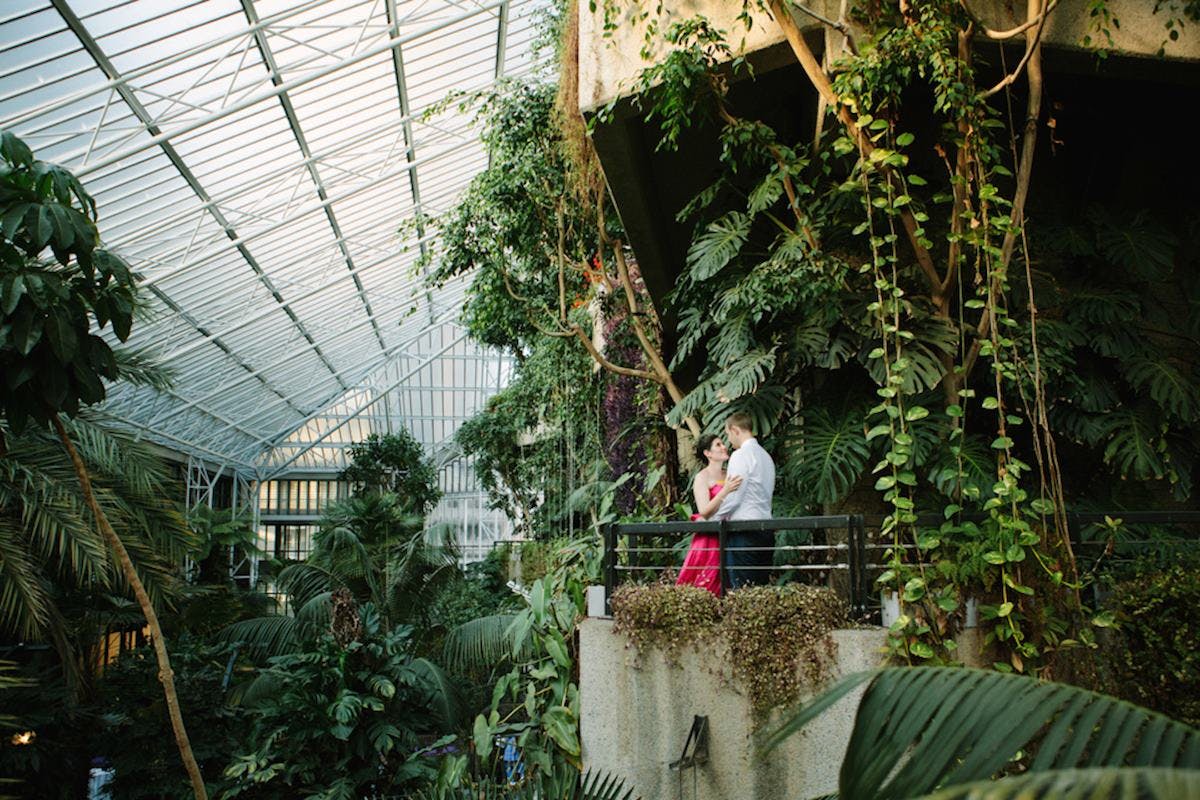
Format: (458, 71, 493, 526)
(676, 482, 722, 596)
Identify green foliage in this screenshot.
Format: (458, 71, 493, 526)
(340, 431, 441, 514)
(187, 505, 258, 587)
(418, 769, 637, 800)
(610, 581, 720, 661)
(766, 667, 1200, 799)
(611, 583, 846, 717)
(780, 406, 871, 507)
(0, 660, 90, 799)
(1103, 566, 1200, 727)
(88, 638, 250, 800)
(224, 604, 450, 799)
(458, 536, 602, 787)
(722, 585, 846, 717)
(0, 130, 138, 433)
(0, 415, 192, 678)
(455, 336, 602, 539)
(609, 0, 1200, 678)
(918, 768, 1200, 800)
(224, 492, 459, 660)
(427, 82, 599, 353)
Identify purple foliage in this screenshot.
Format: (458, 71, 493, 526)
(602, 315, 647, 514)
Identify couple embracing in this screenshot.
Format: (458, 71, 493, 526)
(676, 412, 776, 595)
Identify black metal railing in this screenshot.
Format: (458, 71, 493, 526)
(602, 511, 1200, 620)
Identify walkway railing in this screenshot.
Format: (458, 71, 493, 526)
(602, 511, 1200, 621)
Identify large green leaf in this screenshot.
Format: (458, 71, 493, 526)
(781, 407, 871, 506)
(764, 667, 1200, 800)
(686, 211, 751, 281)
(918, 767, 1200, 799)
(1124, 358, 1199, 422)
(442, 612, 519, 671)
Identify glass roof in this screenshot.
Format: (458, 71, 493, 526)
(0, 0, 545, 473)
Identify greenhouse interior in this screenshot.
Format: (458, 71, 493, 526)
(1, 1, 1199, 798)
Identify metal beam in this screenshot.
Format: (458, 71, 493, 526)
(239, 0, 388, 355)
(71, 0, 507, 179)
(385, 0, 438, 325)
(49, 0, 349, 395)
(259, 331, 470, 477)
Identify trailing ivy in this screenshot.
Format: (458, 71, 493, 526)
(611, 582, 847, 718)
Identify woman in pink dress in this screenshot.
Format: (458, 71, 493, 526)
(676, 434, 742, 595)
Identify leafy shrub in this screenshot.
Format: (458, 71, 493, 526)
(88, 638, 250, 800)
(1104, 566, 1200, 726)
(223, 604, 451, 799)
(610, 583, 848, 717)
(610, 582, 720, 662)
(340, 432, 441, 513)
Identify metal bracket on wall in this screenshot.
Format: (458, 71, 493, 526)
(669, 715, 710, 770)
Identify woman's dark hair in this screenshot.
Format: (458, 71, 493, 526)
(694, 433, 722, 463)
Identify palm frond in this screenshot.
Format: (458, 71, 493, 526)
(219, 615, 304, 660)
(110, 346, 175, 391)
(410, 657, 463, 728)
(442, 613, 519, 672)
(765, 667, 1200, 800)
(0, 518, 54, 638)
(416, 769, 637, 799)
(918, 767, 1200, 799)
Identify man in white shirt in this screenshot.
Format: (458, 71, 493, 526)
(720, 411, 776, 588)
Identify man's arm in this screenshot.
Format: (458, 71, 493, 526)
(719, 448, 750, 517)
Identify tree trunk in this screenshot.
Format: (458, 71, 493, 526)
(52, 416, 209, 800)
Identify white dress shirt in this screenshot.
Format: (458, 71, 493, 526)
(720, 436, 775, 521)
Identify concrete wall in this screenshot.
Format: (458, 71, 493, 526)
(578, 619, 887, 800)
(579, 0, 1200, 112)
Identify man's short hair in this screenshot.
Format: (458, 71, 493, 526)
(725, 411, 754, 434)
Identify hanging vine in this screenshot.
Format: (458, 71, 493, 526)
(591, 0, 1200, 676)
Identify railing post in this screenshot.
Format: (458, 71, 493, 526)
(603, 523, 615, 616)
(718, 519, 729, 595)
(849, 514, 864, 616)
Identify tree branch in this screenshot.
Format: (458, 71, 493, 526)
(960, 0, 1059, 40)
(981, 0, 1053, 98)
(569, 323, 657, 381)
(963, 0, 1045, 379)
(766, 0, 944, 300)
(786, 0, 858, 54)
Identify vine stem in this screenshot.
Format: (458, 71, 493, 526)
(52, 415, 208, 800)
(962, 0, 1049, 382)
(765, 0, 944, 302)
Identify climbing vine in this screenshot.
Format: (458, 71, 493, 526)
(589, 0, 1200, 677)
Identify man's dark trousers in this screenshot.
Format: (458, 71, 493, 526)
(724, 530, 774, 589)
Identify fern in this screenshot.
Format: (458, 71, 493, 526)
(686, 211, 751, 281)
